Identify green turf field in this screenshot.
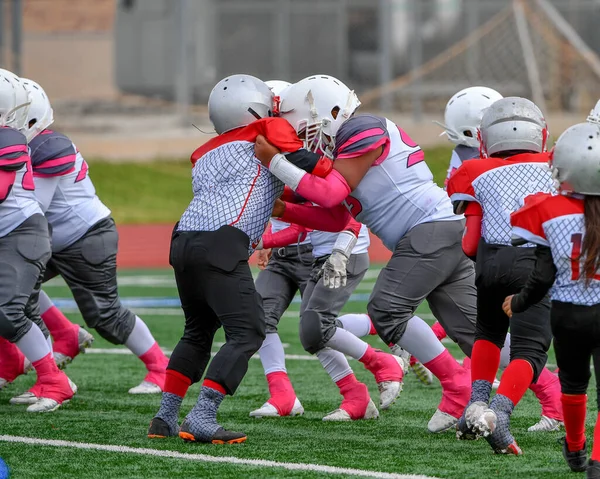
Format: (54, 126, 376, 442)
(0, 268, 590, 479)
(87, 146, 455, 224)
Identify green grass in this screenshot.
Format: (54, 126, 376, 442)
(87, 146, 454, 224)
(0, 268, 589, 478)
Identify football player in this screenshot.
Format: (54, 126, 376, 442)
(506, 121, 600, 475)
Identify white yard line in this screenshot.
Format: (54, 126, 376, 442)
(86, 348, 317, 361)
(0, 435, 441, 479)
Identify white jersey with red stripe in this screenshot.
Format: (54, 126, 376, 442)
(270, 218, 311, 245)
(310, 223, 370, 258)
(0, 127, 41, 237)
(511, 193, 600, 306)
(178, 118, 306, 254)
(447, 152, 556, 247)
(29, 130, 111, 252)
(333, 114, 459, 252)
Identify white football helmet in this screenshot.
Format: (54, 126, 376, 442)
(279, 74, 361, 156)
(551, 122, 600, 195)
(435, 86, 503, 148)
(21, 78, 54, 142)
(265, 80, 291, 116)
(479, 97, 547, 157)
(587, 99, 600, 125)
(208, 74, 273, 134)
(0, 69, 31, 131)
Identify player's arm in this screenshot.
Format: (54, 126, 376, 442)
(0, 131, 29, 203)
(447, 164, 476, 215)
(509, 245, 556, 314)
(30, 136, 77, 177)
(259, 222, 310, 250)
(462, 201, 482, 260)
(33, 176, 60, 213)
(276, 201, 352, 233)
(322, 217, 362, 289)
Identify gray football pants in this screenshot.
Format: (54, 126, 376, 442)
(0, 214, 51, 342)
(254, 245, 314, 333)
(43, 217, 136, 345)
(300, 253, 370, 354)
(368, 220, 476, 357)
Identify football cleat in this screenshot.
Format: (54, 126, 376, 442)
(389, 344, 410, 374)
(464, 401, 488, 431)
(129, 380, 162, 395)
(477, 407, 522, 455)
(428, 409, 457, 433)
(492, 378, 500, 390)
(559, 437, 587, 472)
(54, 327, 95, 370)
(26, 377, 77, 413)
(148, 417, 178, 438)
(411, 361, 434, 385)
(322, 398, 379, 422)
(249, 398, 304, 418)
(375, 355, 404, 410)
(179, 422, 247, 444)
(588, 459, 600, 478)
(528, 415, 563, 432)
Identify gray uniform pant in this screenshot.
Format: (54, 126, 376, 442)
(300, 253, 370, 354)
(0, 214, 51, 342)
(43, 217, 136, 345)
(254, 244, 313, 333)
(368, 220, 476, 357)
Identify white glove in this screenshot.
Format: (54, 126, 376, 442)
(322, 251, 349, 289)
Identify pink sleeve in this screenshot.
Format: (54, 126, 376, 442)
(344, 217, 362, 237)
(295, 169, 351, 208)
(281, 202, 351, 233)
(262, 223, 309, 249)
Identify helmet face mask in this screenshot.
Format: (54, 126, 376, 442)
(279, 75, 360, 157)
(435, 86, 503, 149)
(208, 74, 274, 134)
(21, 78, 54, 142)
(552, 122, 600, 196)
(479, 97, 547, 158)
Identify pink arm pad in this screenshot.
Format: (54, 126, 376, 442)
(295, 169, 351, 208)
(281, 202, 351, 233)
(262, 223, 309, 249)
(344, 217, 362, 237)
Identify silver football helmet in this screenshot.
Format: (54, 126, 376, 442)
(279, 74, 360, 156)
(435, 86, 503, 148)
(479, 97, 547, 157)
(208, 74, 273, 134)
(587, 99, 600, 125)
(551, 122, 600, 195)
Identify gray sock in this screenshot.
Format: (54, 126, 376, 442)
(471, 379, 493, 404)
(184, 386, 225, 441)
(155, 392, 183, 434)
(488, 394, 516, 450)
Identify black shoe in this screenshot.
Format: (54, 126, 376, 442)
(588, 459, 600, 478)
(179, 421, 247, 444)
(560, 437, 587, 472)
(147, 417, 178, 438)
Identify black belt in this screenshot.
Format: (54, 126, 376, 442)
(274, 243, 313, 258)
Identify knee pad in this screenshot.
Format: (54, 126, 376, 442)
(95, 308, 136, 345)
(299, 310, 327, 354)
(0, 307, 23, 342)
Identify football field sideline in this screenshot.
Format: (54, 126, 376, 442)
(0, 435, 441, 479)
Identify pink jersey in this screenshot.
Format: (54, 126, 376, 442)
(511, 193, 600, 306)
(333, 114, 458, 251)
(447, 152, 556, 247)
(0, 127, 42, 237)
(30, 130, 110, 252)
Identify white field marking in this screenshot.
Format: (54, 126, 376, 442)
(0, 435, 442, 479)
(85, 348, 316, 361)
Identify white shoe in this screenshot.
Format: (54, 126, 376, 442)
(389, 344, 410, 374)
(249, 398, 304, 418)
(10, 391, 38, 405)
(472, 408, 497, 438)
(26, 378, 77, 413)
(427, 409, 457, 433)
(323, 398, 379, 421)
(492, 378, 501, 390)
(378, 356, 404, 410)
(129, 380, 162, 394)
(0, 378, 8, 390)
(411, 361, 434, 385)
(527, 415, 563, 432)
(464, 401, 488, 430)
(54, 327, 95, 369)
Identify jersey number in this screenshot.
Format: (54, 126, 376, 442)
(570, 233, 600, 281)
(343, 196, 363, 218)
(75, 160, 89, 183)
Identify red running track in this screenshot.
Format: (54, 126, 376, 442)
(116, 224, 392, 268)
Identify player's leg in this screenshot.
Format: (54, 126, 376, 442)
(368, 221, 471, 432)
(0, 214, 73, 412)
(588, 340, 600, 476)
(49, 218, 168, 393)
(250, 254, 305, 417)
(303, 253, 402, 414)
(550, 301, 593, 473)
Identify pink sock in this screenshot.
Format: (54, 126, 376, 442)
(336, 373, 370, 420)
(530, 367, 563, 421)
(139, 342, 168, 389)
(42, 307, 79, 357)
(31, 353, 72, 403)
(0, 338, 27, 382)
(431, 322, 447, 341)
(424, 350, 470, 418)
(463, 356, 472, 372)
(359, 345, 403, 382)
(266, 371, 297, 416)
